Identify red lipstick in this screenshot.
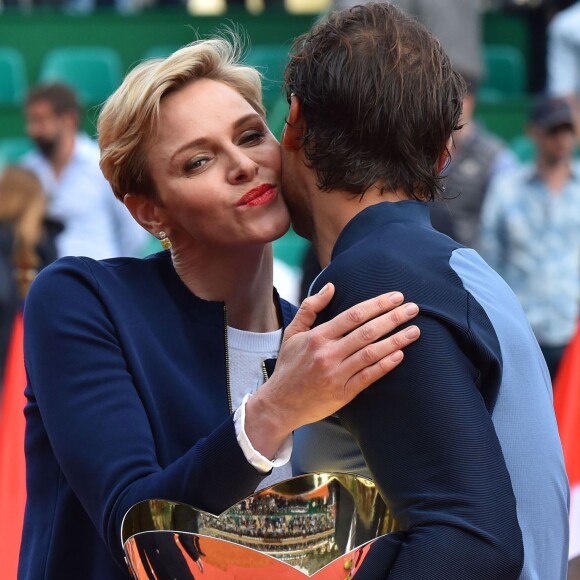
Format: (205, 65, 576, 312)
(236, 183, 277, 207)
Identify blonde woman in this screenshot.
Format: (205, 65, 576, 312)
(18, 38, 420, 579)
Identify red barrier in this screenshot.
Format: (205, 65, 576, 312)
(553, 323, 580, 559)
(0, 313, 27, 580)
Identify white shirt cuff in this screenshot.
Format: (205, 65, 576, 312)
(234, 393, 293, 474)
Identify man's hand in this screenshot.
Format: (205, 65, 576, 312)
(245, 284, 420, 459)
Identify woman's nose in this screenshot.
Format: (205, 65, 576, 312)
(227, 149, 259, 183)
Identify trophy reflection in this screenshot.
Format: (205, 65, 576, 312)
(122, 473, 402, 579)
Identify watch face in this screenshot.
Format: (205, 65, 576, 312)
(122, 472, 402, 579)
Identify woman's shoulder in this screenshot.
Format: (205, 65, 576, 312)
(27, 252, 170, 308)
(36, 251, 167, 280)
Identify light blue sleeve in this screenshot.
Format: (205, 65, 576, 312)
(479, 174, 508, 275)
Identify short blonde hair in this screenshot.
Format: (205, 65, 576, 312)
(98, 36, 265, 201)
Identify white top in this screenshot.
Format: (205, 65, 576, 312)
(22, 133, 149, 259)
(229, 325, 293, 491)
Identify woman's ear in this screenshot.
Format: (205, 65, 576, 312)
(281, 94, 305, 152)
(124, 193, 166, 237)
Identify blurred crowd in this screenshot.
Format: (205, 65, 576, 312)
(0, 0, 574, 16)
(0, 82, 150, 386)
(203, 511, 334, 538)
(0, 0, 286, 15)
(0, 1, 577, 405)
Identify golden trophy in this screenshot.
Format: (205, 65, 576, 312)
(122, 473, 402, 579)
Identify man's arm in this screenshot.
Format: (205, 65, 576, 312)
(309, 266, 523, 579)
(337, 313, 522, 578)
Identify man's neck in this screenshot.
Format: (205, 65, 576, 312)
(536, 157, 572, 194)
(49, 132, 76, 177)
(311, 186, 407, 267)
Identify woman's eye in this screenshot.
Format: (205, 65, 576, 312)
(239, 130, 265, 145)
(184, 157, 209, 172)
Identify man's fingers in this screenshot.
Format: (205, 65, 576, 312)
(343, 325, 421, 397)
(284, 283, 335, 339)
(314, 291, 406, 339)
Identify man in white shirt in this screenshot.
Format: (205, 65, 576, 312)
(547, 1, 580, 132)
(22, 83, 148, 259)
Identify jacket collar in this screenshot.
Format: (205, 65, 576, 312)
(332, 200, 431, 261)
(154, 250, 296, 329)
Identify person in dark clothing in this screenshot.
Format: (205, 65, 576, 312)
(430, 71, 518, 249)
(281, 3, 568, 577)
(0, 165, 59, 384)
(0, 223, 19, 384)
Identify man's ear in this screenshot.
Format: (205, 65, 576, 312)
(124, 193, 166, 237)
(281, 94, 305, 152)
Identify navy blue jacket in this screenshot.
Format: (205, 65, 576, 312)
(19, 250, 296, 579)
(294, 201, 569, 579)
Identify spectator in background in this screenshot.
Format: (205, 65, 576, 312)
(22, 83, 148, 260)
(431, 72, 518, 249)
(480, 95, 580, 381)
(546, 0, 580, 129)
(0, 166, 58, 384)
(500, 0, 576, 94)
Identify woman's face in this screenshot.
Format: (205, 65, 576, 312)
(146, 78, 289, 253)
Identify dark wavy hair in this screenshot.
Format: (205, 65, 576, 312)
(25, 83, 82, 119)
(284, 2, 466, 201)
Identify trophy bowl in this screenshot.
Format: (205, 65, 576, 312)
(121, 473, 403, 579)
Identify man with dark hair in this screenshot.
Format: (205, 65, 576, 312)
(283, 3, 569, 578)
(22, 83, 147, 259)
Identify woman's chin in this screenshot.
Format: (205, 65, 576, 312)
(262, 208, 292, 243)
